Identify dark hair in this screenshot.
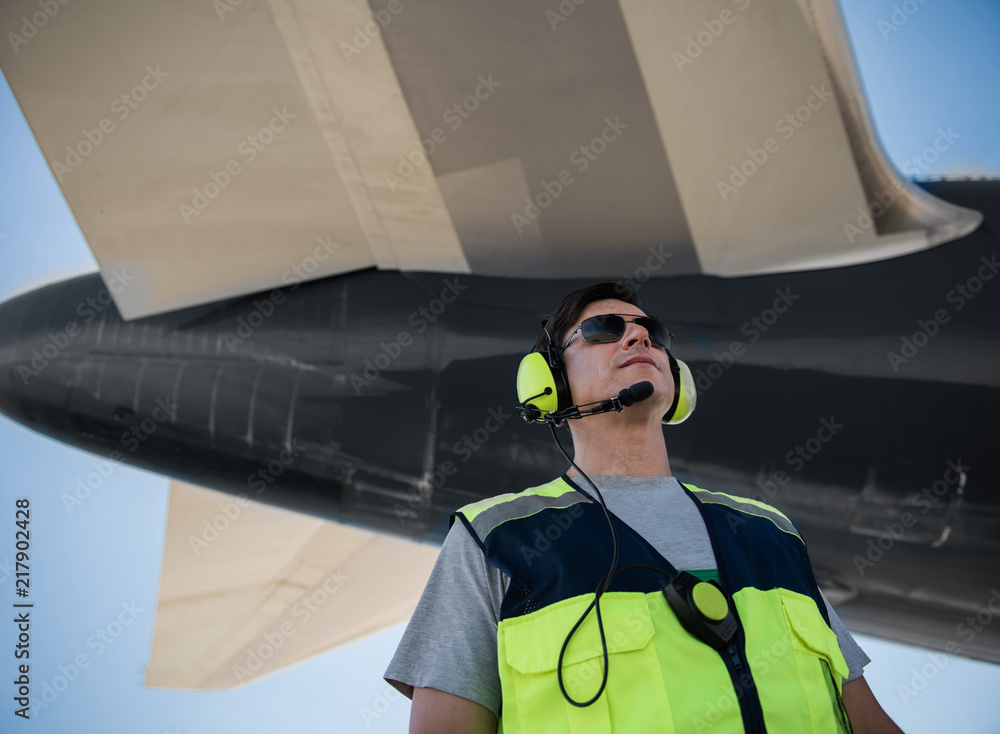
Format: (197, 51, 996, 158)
(532, 282, 643, 354)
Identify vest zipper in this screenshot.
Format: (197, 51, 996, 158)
(566, 478, 772, 731)
(675, 481, 769, 733)
(722, 640, 767, 733)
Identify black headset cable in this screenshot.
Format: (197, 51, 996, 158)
(547, 422, 678, 706)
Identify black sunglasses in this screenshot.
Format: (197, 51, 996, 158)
(561, 314, 673, 351)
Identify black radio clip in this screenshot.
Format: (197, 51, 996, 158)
(662, 571, 739, 651)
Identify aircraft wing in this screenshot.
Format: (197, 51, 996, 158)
(0, 0, 981, 319)
(147, 480, 439, 689)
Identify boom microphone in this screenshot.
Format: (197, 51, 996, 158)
(536, 381, 656, 424)
(618, 381, 654, 406)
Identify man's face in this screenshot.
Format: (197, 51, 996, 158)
(560, 298, 675, 414)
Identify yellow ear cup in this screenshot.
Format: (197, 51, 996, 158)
(664, 358, 697, 425)
(516, 352, 560, 422)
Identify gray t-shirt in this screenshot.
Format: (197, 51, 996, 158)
(385, 476, 870, 717)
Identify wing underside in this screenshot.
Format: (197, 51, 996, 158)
(147, 480, 438, 689)
(0, 0, 981, 319)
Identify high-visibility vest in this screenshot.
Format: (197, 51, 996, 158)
(454, 476, 852, 734)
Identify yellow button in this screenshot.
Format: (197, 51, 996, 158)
(692, 583, 728, 622)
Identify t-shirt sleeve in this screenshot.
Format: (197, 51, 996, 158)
(383, 518, 507, 717)
(820, 591, 871, 683)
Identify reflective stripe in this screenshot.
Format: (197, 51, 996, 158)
(458, 478, 587, 541)
(457, 480, 802, 543)
(686, 485, 801, 541)
(458, 478, 567, 522)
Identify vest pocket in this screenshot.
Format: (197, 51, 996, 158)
(779, 589, 851, 733)
(499, 593, 661, 734)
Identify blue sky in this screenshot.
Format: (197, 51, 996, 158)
(837, 0, 1000, 179)
(1, 1, 999, 732)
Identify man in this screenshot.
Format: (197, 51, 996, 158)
(385, 282, 903, 733)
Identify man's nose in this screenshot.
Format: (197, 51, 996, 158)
(623, 322, 652, 349)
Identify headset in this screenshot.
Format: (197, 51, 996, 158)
(512, 315, 725, 707)
(515, 322, 697, 426)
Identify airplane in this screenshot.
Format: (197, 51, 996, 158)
(0, 0, 997, 693)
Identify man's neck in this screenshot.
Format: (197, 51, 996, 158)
(564, 414, 672, 478)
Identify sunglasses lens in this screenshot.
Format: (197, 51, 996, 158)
(637, 318, 671, 348)
(579, 315, 671, 348)
(580, 314, 625, 343)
